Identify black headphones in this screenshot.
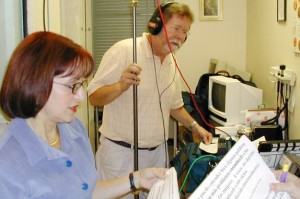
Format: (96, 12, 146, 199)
(148, 2, 175, 35)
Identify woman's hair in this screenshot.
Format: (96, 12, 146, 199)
(0, 31, 94, 119)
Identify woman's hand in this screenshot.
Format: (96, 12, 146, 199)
(133, 167, 167, 190)
(270, 170, 300, 199)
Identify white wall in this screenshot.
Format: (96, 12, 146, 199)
(176, 0, 247, 92)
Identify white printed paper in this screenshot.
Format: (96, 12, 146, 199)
(189, 135, 291, 199)
(147, 167, 179, 199)
(199, 137, 219, 154)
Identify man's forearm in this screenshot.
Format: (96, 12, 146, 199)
(89, 83, 123, 106)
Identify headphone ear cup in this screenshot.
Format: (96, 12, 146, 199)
(148, 2, 175, 35)
(148, 12, 163, 35)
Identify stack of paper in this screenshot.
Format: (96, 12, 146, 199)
(149, 135, 291, 199)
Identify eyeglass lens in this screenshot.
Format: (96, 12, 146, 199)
(72, 81, 86, 94)
(171, 24, 189, 37)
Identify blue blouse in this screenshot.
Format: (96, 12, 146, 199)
(0, 118, 97, 199)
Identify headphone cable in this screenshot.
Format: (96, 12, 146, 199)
(149, 35, 175, 168)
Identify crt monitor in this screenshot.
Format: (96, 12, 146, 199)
(208, 75, 263, 126)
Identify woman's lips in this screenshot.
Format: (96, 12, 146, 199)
(69, 105, 78, 113)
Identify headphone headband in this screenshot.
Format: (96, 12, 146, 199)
(148, 2, 175, 35)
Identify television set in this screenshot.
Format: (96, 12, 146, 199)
(208, 75, 263, 126)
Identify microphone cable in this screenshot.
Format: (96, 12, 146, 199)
(149, 35, 176, 168)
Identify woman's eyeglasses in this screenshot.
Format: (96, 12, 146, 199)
(53, 80, 87, 94)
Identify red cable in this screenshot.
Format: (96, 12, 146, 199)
(155, 1, 231, 138)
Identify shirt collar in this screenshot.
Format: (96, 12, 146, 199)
(8, 118, 83, 166)
(141, 32, 153, 59)
(141, 32, 173, 65)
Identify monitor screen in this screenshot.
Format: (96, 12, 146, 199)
(211, 83, 226, 113)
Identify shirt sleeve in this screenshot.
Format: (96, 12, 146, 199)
(87, 40, 132, 96)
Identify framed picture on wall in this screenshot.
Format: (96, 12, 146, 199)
(199, 0, 223, 21)
(293, 0, 300, 53)
(277, 0, 286, 22)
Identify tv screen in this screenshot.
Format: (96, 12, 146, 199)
(211, 83, 226, 113)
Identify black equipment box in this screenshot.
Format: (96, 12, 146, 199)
(251, 123, 283, 141)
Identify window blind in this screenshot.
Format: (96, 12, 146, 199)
(92, 0, 157, 71)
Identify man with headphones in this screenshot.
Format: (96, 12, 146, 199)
(88, 2, 212, 198)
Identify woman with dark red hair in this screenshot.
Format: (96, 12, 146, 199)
(0, 31, 166, 199)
